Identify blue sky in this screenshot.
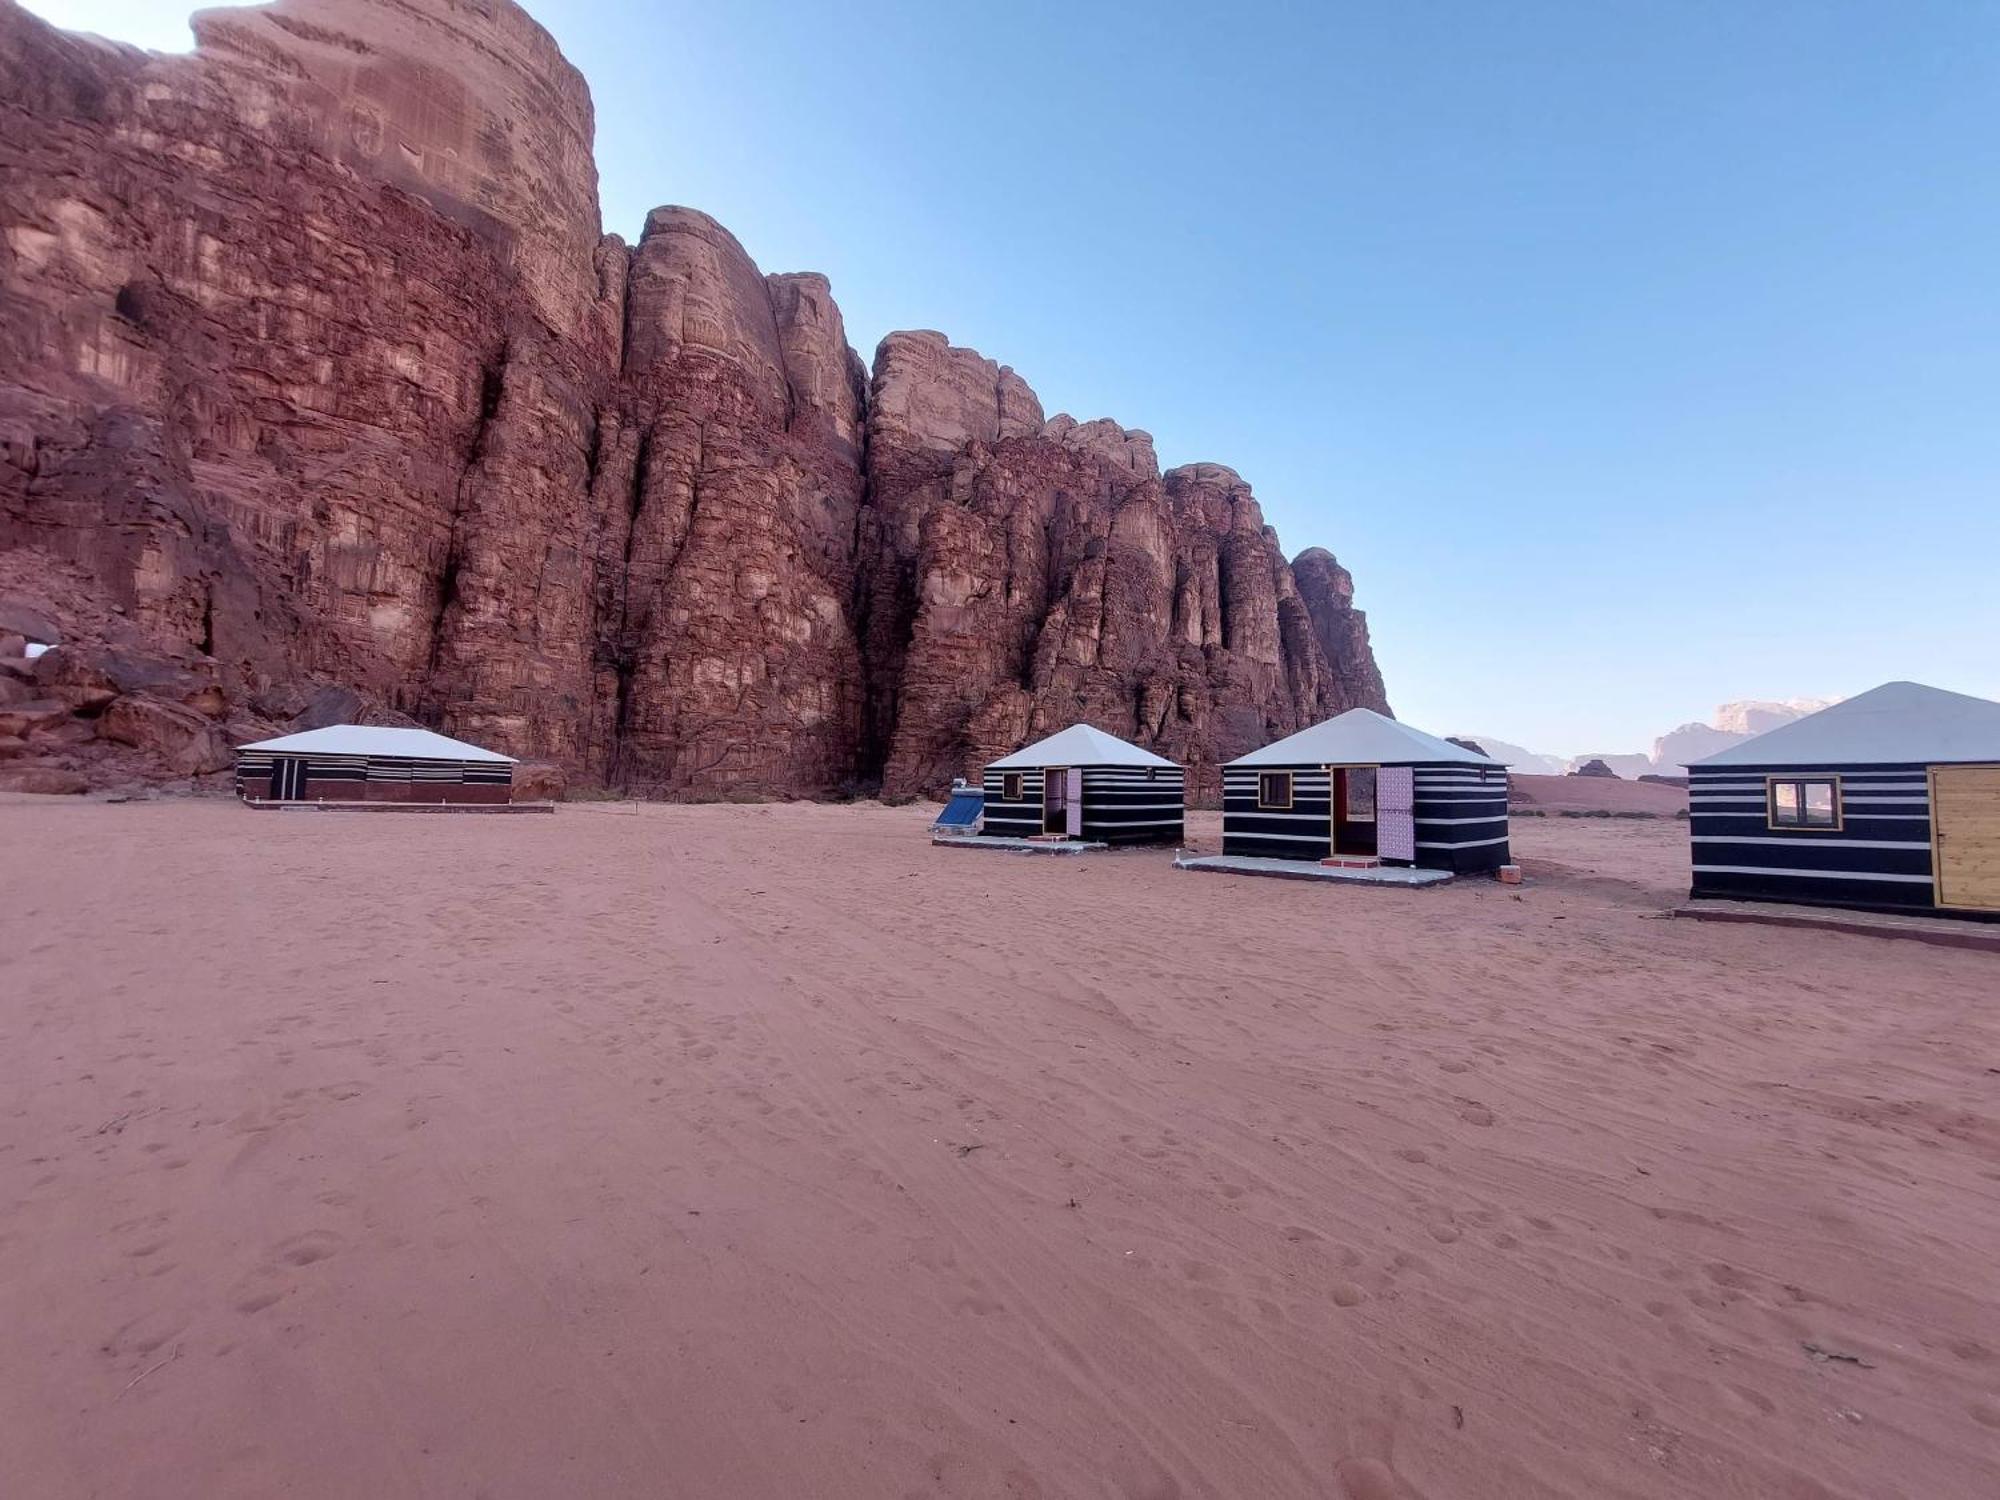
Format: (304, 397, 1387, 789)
(25, 1, 2000, 756)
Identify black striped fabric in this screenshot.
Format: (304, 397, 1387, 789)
(1687, 763, 1936, 910)
(1413, 764, 1510, 872)
(1221, 765, 1332, 859)
(979, 766, 1047, 837)
(978, 764, 1185, 845)
(236, 753, 512, 799)
(1222, 761, 1510, 871)
(1079, 766, 1185, 845)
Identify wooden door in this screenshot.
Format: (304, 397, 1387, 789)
(1065, 768, 1083, 837)
(1932, 766, 2000, 910)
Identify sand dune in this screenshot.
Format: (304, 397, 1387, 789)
(1, 798, 1995, 1498)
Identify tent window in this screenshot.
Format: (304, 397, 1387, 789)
(1257, 771, 1293, 810)
(1768, 776, 1840, 830)
(1002, 772, 1023, 802)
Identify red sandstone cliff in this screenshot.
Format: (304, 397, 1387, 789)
(0, 0, 1386, 797)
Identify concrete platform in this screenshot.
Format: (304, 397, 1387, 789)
(932, 834, 1106, 855)
(250, 801, 556, 815)
(1174, 854, 1452, 887)
(1672, 900, 2000, 953)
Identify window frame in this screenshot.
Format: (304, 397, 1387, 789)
(1766, 774, 1842, 831)
(1257, 770, 1294, 810)
(1002, 772, 1024, 803)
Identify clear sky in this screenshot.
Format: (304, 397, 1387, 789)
(24, 0, 2000, 757)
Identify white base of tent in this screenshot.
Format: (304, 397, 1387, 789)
(933, 834, 1105, 854)
(1673, 899, 2000, 951)
(1174, 853, 1451, 887)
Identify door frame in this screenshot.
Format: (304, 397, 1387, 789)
(272, 757, 307, 800)
(1928, 763, 2000, 912)
(1325, 763, 1381, 857)
(1043, 766, 1068, 835)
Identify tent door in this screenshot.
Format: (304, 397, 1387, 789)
(273, 757, 307, 800)
(1932, 765, 2000, 910)
(1039, 768, 1086, 837)
(1331, 765, 1379, 857)
(1377, 766, 1416, 863)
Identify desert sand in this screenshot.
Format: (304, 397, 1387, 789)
(2, 796, 1996, 1499)
(1505, 772, 1689, 817)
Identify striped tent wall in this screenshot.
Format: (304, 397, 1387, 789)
(1222, 762, 1510, 871)
(236, 753, 512, 805)
(1687, 763, 1935, 910)
(1079, 766, 1185, 845)
(1413, 764, 1510, 873)
(979, 766, 1046, 838)
(978, 764, 1185, 844)
(1221, 764, 1333, 859)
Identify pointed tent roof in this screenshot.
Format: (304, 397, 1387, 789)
(988, 723, 1178, 770)
(1687, 682, 2000, 767)
(236, 724, 516, 763)
(1227, 708, 1505, 768)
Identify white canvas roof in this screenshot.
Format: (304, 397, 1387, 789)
(236, 723, 516, 763)
(988, 723, 1178, 769)
(1687, 682, 2000, 768)
(1227, 708, 1505, 768)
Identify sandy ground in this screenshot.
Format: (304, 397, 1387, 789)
(2, 797, 1996, 1500)
(1506, 773, 1689, 817)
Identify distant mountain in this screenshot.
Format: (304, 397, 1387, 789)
(1452, 734, 1567, 776)
(1652, 699, 1835, 770)
(1566, 753, 1658, 780)
(1463, 698, 1837, 779)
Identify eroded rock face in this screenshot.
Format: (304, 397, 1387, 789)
(856, 341, 1389, 798)
(0, 0, 1386, 796)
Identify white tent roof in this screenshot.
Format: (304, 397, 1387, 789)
(988, 723, 1178, 769)
(1227, 708, 1505, 768)
(236, 723, 516, 763)
(1687, 682, 2000, 767)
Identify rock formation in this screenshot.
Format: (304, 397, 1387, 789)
(0, 0, 1386, 798)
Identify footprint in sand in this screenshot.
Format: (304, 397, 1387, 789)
(1335, 1456, 1419, 1499)
(102, 1310, 186, 1358)
(231, 1281, 286, 1315)
(274, 1229, 345, 1267)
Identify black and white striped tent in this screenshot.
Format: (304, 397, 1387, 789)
(236, 724, 515, 805)
(981, 725, 1184, 845)
(1685, 681, 2000, 917)
(1223, 709, 1510, 873)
